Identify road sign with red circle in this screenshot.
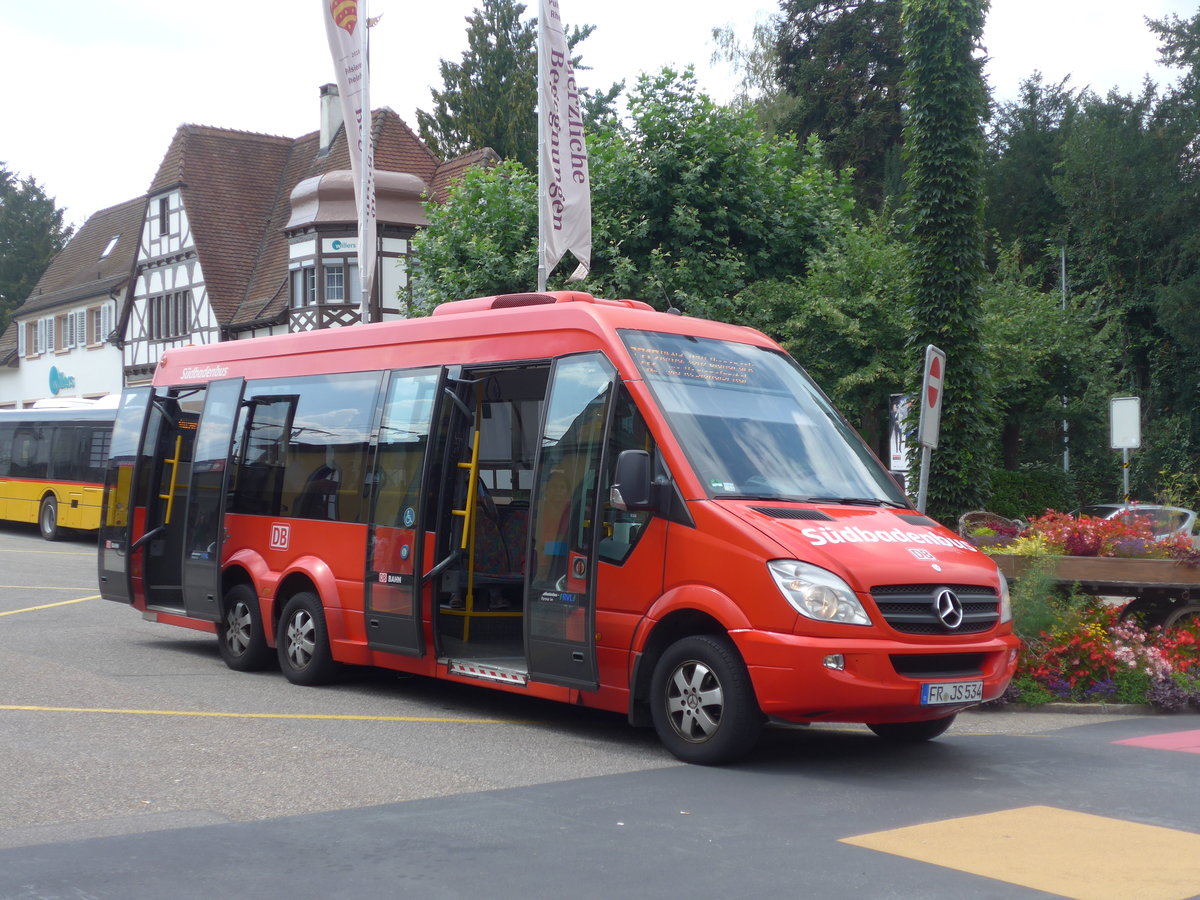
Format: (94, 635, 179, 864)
(917, 345, 945, 449)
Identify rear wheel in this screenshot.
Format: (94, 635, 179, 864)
(650, 635, 762, 765)
(867, 714, 957, 742)
(277, 591, 339, 685)
(38, 496, 61, 541)
(217, 584, 273, 671)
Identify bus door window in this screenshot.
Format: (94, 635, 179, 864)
(527, 352, 615, 685)
(366, 369, 440, 643)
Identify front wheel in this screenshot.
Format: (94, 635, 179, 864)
(867, 714, 957, 742)
(650, 634, 762, 765)
(277, 591, 339, 686)
(217, 584, 274, 671)
(39, 496, 61, 541)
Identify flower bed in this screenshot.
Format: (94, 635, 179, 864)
(989, 604, 1200, 711)
(970, 509, 1200, 710)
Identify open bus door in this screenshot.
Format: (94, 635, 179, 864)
(525, 353, 615, 690)
(179, 378, 245, 622)
(364, 368, 443, 656)
(98, 387, 154, 604)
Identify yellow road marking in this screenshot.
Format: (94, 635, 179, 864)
(0, 704, 523, 725)
(0, 595, 97, 616)
(842, 805, 1200, 899)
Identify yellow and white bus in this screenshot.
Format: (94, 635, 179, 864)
(0, 406, 115, 540)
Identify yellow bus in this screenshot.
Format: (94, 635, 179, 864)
(0, 406, 115, 540)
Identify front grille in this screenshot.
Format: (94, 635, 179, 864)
(750, 507, 833, 521)
(870, 583, 999, 635)
(890, 653, 986, 678)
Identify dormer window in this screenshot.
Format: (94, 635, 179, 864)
(100, 235, 119, 259)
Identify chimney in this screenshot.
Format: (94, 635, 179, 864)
(320, 83, 342, 156)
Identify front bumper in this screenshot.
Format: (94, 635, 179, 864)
(731, 628, 1020, 724)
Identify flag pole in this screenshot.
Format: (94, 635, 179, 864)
(358, 0, 372, 323)
(536, 6, 548, 293)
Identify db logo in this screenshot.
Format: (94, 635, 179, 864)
(270, 523, 291, 550)
(908, 548, 937, 562)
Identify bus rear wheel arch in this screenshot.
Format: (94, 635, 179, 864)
(277, 591, 340, 686)
(217, 582, 274, 672)
(39, 495, 61, 541)
(650, 634, 763, 765)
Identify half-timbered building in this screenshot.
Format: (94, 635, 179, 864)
(119, 84, 495, 386)
(0, 198, 143, 407)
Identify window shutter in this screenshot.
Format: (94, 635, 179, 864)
(35, 318, 44, 354)
(101, 303, 113, 342)
(17, 322, 25, 357)
(75, 311, 87, 346)
(63, 313, 75, 348)
(45, 317, 55, 352)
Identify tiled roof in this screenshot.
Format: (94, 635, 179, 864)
(12, 197, 145, 318)
(431, 148, 501, 201)
(0, 321, 17, 368)
(153, 107, 451, 330)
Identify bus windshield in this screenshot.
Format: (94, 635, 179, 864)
(622, 330, 907, 506)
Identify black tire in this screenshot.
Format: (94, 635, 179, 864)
(277, 591, 339, 686)
(217, 583, 274, 671)
(39, 496, 61, 541)
(867, 714, 957, 742)
(1161, 603, 1200, 629)
(650, 634, 763, 765)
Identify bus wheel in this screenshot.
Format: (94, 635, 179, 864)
(277, 592, 339, 686)
(217, 584, 273, 672)
(867, 715, 956, 742)
(38, 496, 61, 541)
(650, 635, 762, 765)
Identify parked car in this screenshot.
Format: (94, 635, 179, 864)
(1077, 503, 1200, 549)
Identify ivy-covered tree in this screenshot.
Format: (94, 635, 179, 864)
(775, 0, 905, 209)
(900, 0, 993, 521)
(413, 68, 853, 326)
(0, 164, 73, 333)
(416, 0, 620, 168)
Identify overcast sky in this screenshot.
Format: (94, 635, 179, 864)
(1, 0, 1194, 228)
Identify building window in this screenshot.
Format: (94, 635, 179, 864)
(324, 264, 345, 302)
(87, 303, 112, 346)
(158, 198, 170, 237)
(148, 291, 190, 340)
(291, 266, 317, 308)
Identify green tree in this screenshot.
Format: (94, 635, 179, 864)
(416, 0, 620, 168)
(737, 214, 910, 453)
(984, 73, 1078, 285)
(413, 69, 853, 325)
(710, 14, 800, 137)
(900, 0, 993, 521)
(0, 164, 72, 333)
(774, 0, 905, 209)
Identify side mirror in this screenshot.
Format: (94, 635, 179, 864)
(611, 449, 653, 511)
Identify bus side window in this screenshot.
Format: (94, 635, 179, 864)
(600, 387, 657, 565)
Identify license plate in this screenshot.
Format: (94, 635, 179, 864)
(921, 680, 983, 705)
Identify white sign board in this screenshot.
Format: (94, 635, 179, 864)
(917, 345, 946, 450)
(1110, 396, 1141, 449)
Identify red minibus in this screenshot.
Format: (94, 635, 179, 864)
(98, 291, 1018, 763)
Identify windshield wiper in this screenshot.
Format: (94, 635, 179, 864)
(805, 496, 908, 509)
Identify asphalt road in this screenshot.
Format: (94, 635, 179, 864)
(2, 520, 1199, 899)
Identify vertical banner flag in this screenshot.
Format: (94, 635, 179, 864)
(538, 0, 591, 288)
(323, 0, 377, 320)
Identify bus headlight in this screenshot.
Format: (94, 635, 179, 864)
(768, 560, 871, 626)
(998, 573, 1013, 624)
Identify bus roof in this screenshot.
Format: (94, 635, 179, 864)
(153, 292, 779, 387)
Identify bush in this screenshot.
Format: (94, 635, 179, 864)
(989, 466, 1075, 520)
